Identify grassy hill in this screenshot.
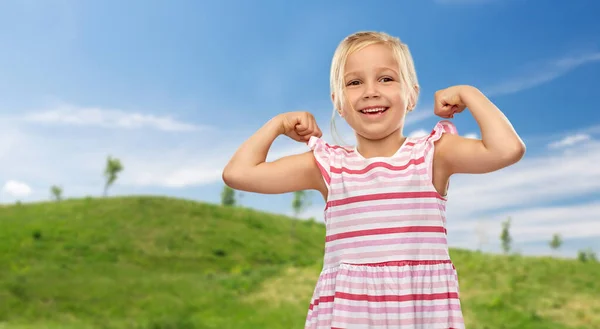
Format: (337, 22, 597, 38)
(1, 196, 599, 329)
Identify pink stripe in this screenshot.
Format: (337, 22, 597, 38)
(319, 279, 458, 294)
(314, 159, 331, 186)
(326, 226, 446, 243)
(329, 179, 424, 194)
(308, 303, 461, 318)
(328, 191, 443, 208)
(308, 291, 459, 310)
(330, 167, 428, 184)
(325, 237, 448, 253)
(329, 202, 445, 218)
(325, 248, 449, 264)
(330, 157, 425, 175)
(318, 265, 456, 281)
(328, 214, 442, 231)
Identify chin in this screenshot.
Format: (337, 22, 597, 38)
(355, 126, 397, 141)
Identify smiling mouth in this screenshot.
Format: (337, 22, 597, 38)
(359, 107, 389, 115)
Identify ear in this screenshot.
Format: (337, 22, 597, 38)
(407, 85, 420, 111)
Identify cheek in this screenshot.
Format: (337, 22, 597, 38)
(343, 89, 358, 101)
(341, 92, 361, 111)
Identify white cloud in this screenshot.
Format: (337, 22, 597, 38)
(408, 129, 428, 138)
(1, 180, 32, 198)
(484, 52, 600, 97)
(448, 137, 600, 214)
(20, 103, 204, 132)
(463, 132, 479, 139)
(547, 133, 591, 149)
(443, 135, 600, 255)
(0, 112, 227, 202)
(121, 157, 225, 188)
(405, 108, 434, 125)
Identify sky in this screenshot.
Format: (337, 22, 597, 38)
(1, 0, 599, 258)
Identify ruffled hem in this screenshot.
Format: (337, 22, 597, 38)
(427, 120, 458, 144)
(305, 261, 465, 329)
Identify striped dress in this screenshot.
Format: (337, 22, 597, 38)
(304, 120, 465, 329)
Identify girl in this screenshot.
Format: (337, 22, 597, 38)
(223, 31, 525, 329)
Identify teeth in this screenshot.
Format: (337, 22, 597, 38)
(361, 107, 386, 113)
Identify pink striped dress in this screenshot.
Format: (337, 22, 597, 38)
(304, 120, 465, 329)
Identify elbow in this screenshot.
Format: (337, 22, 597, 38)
(502, 140, 526, 165)
(222, 165, 238, 189)
(514, 139, 526, 160)
(222, 164, 250, 191)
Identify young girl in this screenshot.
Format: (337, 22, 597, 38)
(223, 31, 525, 329)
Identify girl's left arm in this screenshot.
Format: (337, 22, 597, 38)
(436, 85, 526, 174)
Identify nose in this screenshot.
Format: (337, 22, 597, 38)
(362, 82, 380, 99)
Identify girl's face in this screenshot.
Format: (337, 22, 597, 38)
(336, 43, 412, 141)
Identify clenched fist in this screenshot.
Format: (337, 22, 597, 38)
(277, 111, 323, 142)
(434, 85, 468, 119)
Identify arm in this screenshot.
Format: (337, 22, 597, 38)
(222, 113, 326, 195)
(436, 85, 526, 174)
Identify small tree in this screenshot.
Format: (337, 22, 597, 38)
(103, 155, 123, 197)
(292, 190, 311, 217)
(221, 185, 236, 206)
(50, 185, 63, 202)
(578, 250, 588, 262)
(500, 217, 512, 254)
(588, 249, 598, 262)
(549, 233, 562, 254)
(291, 190, 311, 238)
(578, 248, 597, 263)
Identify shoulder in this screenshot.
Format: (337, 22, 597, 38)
(307, 136, 355, 157)
(409, 120, 458, 152)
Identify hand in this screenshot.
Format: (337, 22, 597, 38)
(434, 85, 469, 119)
(277, 111, 323, 142)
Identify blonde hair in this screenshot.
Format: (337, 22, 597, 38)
(329, 31, 419, 145)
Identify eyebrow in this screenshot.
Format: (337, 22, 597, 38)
(344, 67, 399, 79)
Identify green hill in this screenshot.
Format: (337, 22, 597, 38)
(1, 196, 599, 329)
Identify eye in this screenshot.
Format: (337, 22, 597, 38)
(346, 80, 360, 86)
(379, 76, 394, 83)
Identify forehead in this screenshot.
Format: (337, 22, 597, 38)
(344, 43, 398, 73)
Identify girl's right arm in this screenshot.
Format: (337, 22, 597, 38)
(222, 112, 327, 196)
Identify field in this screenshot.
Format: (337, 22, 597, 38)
(1, 196, 599, 329)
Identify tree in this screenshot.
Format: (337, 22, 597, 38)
(221, 185, 236, 206)
(578, 250, 588, 262)
(291, 190, 311, 238)
(50, 185, 63, 202)
(103, 155, 123, 197)
(549, 233, 562, 254)
(292, 190, 311, 217)
(578, 248, 597, 263)
(588, 249, 598, 262)
(500, 217, 512, 254)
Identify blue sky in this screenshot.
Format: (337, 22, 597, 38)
(1, 0, 599, 258)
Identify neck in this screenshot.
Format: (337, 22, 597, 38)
(355, 129, 406, 158)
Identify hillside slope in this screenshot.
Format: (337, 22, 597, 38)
(0, 196, 598, 329)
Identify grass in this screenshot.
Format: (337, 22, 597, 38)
(0, 195, 599, 328)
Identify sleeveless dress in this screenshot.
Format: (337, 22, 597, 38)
(304, 120, 465, 329)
